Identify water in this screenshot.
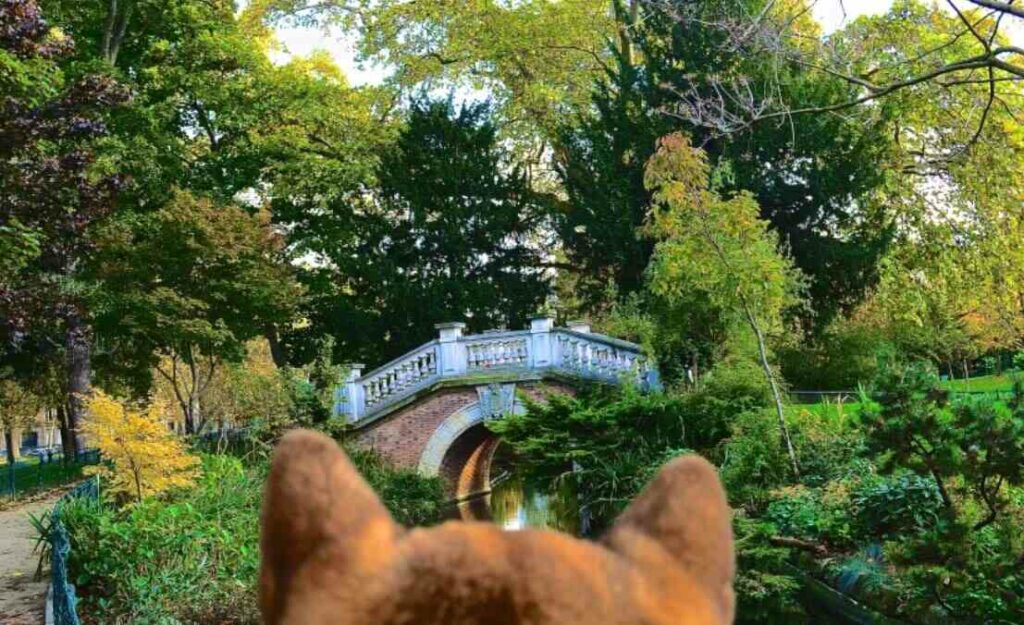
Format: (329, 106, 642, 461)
(449, 451, 581, 535)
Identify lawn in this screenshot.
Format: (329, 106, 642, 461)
(0, 456, 94, 501)
(941, 373, 1017, 393)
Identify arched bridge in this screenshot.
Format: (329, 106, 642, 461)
(334, 316, 658, 501)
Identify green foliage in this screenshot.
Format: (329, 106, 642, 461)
(62, 454, 264, 624)
(489, 387, 695, 525)
(343, 445, 446, 527)
(732, 514, 806, 625)
(779, 319, 895, 390)
(64, 445, 444, 623)
(293, 99, 553, 365)
(489, 375, 814, 620)
(644, 134, 806, 339)
(260, 0, 611, 143)
(555, 0, 895, 327)
(851, 473, 944, 539)
(0, 219, 40, 286)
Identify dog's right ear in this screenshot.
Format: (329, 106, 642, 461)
(260, 429, 399, 624)
(604, 455, 735, 623)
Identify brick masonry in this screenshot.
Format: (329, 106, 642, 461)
(351, 380, 575, 495)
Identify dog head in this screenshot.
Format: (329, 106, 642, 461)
(260, 430, 734, 625)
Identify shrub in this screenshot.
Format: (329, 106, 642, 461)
(65, 447, 444, 624)
(779, 320, 894, 390)
(62, 454, 263, 624)
(852, 472, 945, 538)
(344, 445, 445, 526)
(84, 391, 201, 503)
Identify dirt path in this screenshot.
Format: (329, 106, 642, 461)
(0, 495, 60, 625)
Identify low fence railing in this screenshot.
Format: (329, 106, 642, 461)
(790, 387, 1019, 405)
(47, 475, 100, 625)
(334, 317, 658, 423)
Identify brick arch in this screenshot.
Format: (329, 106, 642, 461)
(438, 424, 504, 500)
(417, 399, 525, 477)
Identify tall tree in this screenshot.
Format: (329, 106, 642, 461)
(556, 0, 895, 326)
(555, 48, 665, 308)
(1, 0, 129, 454)
(292, 100, 553, 365)
(259, 0, 614, 142)
(91, 191, 300, 433)
(644, 133, 805, 476)
(41, 0, 390, 369)
(0, 380, 40, 465)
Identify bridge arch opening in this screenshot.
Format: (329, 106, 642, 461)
(417, 398, 525, 500)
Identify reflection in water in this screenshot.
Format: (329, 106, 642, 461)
(452, 471, 581, 536)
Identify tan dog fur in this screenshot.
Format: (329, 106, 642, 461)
(260, 429, 735, 625)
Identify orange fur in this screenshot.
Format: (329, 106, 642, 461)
(260, 430, 735, 625)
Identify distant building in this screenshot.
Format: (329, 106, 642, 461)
(0, 410, 64, 462)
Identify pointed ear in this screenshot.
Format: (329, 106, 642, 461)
(605, 455, 735, 621)
(260, 429, 398, 624)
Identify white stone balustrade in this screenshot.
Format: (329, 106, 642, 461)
(335, 316, 657, 423)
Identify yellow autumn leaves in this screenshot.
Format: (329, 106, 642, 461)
(84, 391, 201, 503)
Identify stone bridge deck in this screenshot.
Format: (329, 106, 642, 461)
(333, 316, 657, 500)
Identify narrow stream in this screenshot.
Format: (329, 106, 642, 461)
(448, 447, 582, 535)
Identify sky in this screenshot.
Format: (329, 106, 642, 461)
(271, 1, 901, 87)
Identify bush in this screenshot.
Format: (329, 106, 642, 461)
(852, 472, 944, 538)
(345, 445, 445, 526)
(64, 446, 444, 624)
(62, 455, 264, 624)
(779, 320, 893, 390)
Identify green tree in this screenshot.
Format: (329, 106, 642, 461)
(91, 191, 300, 433)
(862, 362, 1024, 527)
(555, 0, 894, 329)
(293, 100, 553, 365)
(644, 133, 805, 476)
(1, 0, 130, 455)
(259, 0, 615, 143)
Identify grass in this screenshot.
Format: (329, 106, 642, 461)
(0, 455, 40, 467)
(0, 458, 90, 500)
(792, 374, 1020, 417)
(940, 373, 1017, 393)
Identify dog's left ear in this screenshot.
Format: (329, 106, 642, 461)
(260, 429, 399, 624)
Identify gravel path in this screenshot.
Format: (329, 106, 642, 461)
(0, 495, 59, 625)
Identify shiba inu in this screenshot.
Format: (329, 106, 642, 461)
(260, 430, 734, 625)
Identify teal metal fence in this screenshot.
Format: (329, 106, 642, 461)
(48, 476, 100, 625)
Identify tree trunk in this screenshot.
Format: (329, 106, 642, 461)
(66, 312, 92, 457)
(185, 393, 201, 435)
(3, 430, 15, 466)
(616, 0, 640, 65)
(744, 304, 801, 479)
(101, 0, 133, 65)
(265, 324, 288, 368)
(56, 404, 73, 461)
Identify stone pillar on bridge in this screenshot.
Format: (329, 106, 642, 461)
(567, 319, 591, 334)
(338, 364, 364, 422)
(528, 315, 555, 368)
(435, 322, 467, 376)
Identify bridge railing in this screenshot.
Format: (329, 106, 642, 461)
(335, 317, 657, 423)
